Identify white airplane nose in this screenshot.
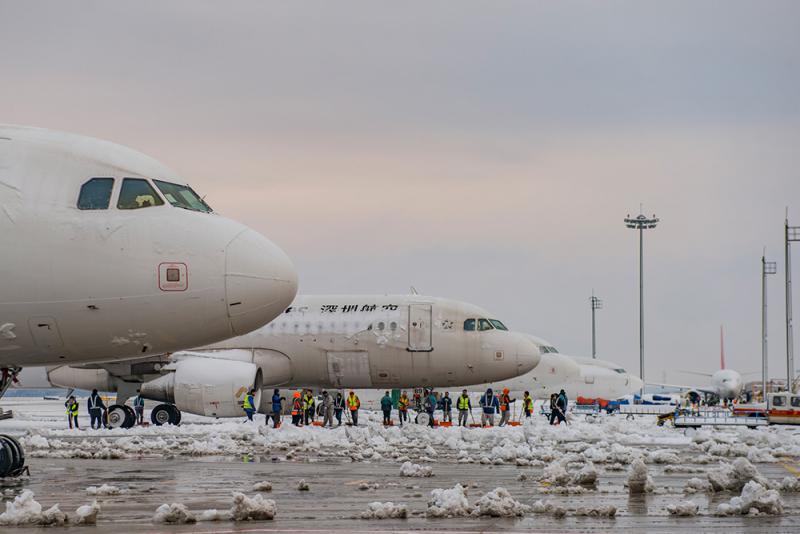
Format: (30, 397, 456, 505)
(225, 229, 298, 335)
(515, 336, 541, 374)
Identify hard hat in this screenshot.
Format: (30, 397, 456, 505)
(503, 388, 509, 394)
(293, 392, 301, 398)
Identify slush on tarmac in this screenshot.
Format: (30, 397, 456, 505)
(1, 397, 799, 532)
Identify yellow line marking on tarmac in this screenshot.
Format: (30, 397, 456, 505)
(779, 460, 800, 476)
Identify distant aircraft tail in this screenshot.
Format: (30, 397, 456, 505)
(720, 325, 726, 370)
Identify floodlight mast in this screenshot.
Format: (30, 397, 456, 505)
(624, 212, 659, 400)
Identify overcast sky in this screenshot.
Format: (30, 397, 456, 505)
(2, 1, 799, 385)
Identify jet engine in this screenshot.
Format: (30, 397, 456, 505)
(140, 356, 261, 418)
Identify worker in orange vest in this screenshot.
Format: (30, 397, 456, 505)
(498, 387, 515, 426)
(347, 391, 361, 426)
(291, 391, 303, 426)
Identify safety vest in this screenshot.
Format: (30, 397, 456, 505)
(523, 396, 533, 411)
(243, 394, 254, 410)
(303, 394, 314, 410)
(398, 396, 409, 410)
(66, 402, 78, 416)
(347, 395, 360, 410)
(292, 398, 302, 415)
(500, 394, 510, 411)
(88, 395, 100, 410)
(458, 395, 470, 410)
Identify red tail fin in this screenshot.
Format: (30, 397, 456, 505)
(720, 325, 726, 370)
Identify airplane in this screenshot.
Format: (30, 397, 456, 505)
(648, 326, 744, 403)
(44, 294, 542, 427)
(0, 125, 298, 429)
(460, 335, 644, 401)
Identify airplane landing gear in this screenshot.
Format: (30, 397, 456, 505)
(151, 403, 181, 426)
(0, 435, 27, 477)
(107, 404, 136, 429)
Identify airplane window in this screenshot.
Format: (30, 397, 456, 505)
(463, 319, 475, 331)
(153, 180, 212, 213)
(489, 319, 508, 331)
(117, 178, 164, 209)
(77, 178, 114, 210)
(478, 318, 494, 331)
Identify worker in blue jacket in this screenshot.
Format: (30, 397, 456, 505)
(479, 388, 500, 426)
(268, 389, 284, 428)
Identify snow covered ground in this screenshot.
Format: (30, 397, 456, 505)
(1, 397, 799, 531)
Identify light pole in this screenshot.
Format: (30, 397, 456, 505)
(786, 215, 800, 393)
(624, 211, 659, 400)
(762, 253, 777, 399)
(590, 291, 603, 359)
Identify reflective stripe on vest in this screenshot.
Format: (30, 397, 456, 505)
(348, 396, 359, 409)
(243, 394, 254, 410)
(458, 396, 470, 410)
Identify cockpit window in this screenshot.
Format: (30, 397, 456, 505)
(153, 180, 213, 213)
(117, 178, 164, 209)
(77, 178, 114, 210)
(614, 368, 626, 374)
(489, 319, 508, 331)
(539, 345, 560, 354)
(463, 318, 475, 331)
(477, 318, 494, 331)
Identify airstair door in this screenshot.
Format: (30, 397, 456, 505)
(408, 304, 433, 352)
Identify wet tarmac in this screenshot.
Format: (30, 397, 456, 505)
(1, 438, 799, 532)
(1, 399, 799, 532)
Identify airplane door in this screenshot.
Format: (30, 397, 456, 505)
(27, 317, 64, 351)
(327, 351, 373, 388)
(408, 304, 432, 352)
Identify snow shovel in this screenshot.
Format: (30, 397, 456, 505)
(468, 410, 482, 428)
(508, 403, 522, 426)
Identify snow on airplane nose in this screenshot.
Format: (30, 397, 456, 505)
(225, 229, 298, 335)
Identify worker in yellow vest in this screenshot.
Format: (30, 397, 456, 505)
(303, 390, 316, 425)
(242, 388, 256, 422)
(65, 395, 80, 429)
(398, 391, 410, 426)
(347, 391, 361, 426)
(457, 389, 472, 426)
(523, 391, 534, 419)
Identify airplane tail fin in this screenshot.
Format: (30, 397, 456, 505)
(720, 325, 726, 370)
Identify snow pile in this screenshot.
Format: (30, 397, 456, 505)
(575, 505, 617, 518)
(471, 487, 529, 517)
(715, 481, 783, 516)
(359, 482, 381, 490)
(153, 503, 196, 524)
(648, 449, 680, 464)
(707, 458, 768, 492)
(360, 501, 408, 519)
(0, 490, 67, 526)
(627, 459, 654, 494)
(570, 462, 598, 486)
(75, 501, 100, 525)
(532, 500, 567, 518)
(229, 492, 277, 521)
(399, 461, 433, 477)
(297, 479, 310, 491)
(198, 509, 228, 522)
(252, 481, 272, 492)
(86, 484, 123, 496)
(666, 500, 699, 516)
(427, 484, 471, 518)
(777, 477, 800, 492)
(541, 462, 570, 485)
(684, 477, 711, 493)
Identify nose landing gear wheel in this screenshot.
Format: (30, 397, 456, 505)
(0, 435, 26, 477)
(415, 413, 430, 426)
(151, 404, 181, 426)
(107, 405, 136, 429)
